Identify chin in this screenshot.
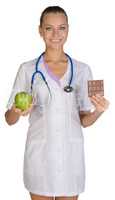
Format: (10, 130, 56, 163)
(48, 41, 65, 49)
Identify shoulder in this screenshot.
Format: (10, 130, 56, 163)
(72, 58, 92, 73)
(19, 58, 37, 72)
(71, 57, 93, 81)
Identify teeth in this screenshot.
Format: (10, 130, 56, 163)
(51, 40, 61, 42)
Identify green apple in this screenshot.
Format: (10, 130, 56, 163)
(15, 91, 32, 111)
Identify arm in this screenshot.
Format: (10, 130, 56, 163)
(79, 94, 109, 128)
(79, 109, 103, 128)
(5, 104, 33, 126)
(5, 63, 32, 125)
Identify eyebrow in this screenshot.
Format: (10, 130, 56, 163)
(44, 24, 68, 26)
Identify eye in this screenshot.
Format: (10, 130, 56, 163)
(45, 27, 52, 31)
(59, 26, 66, 30)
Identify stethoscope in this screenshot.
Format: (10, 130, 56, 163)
(31, 52, 74, 95)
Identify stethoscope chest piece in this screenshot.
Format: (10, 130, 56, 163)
(64, 85, 73, 92)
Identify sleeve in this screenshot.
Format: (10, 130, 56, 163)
(6, 63, 27, 110)
(79, 64, 94, 111)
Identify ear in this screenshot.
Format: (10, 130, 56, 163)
(39, 25, 43, 37)
(67, 24, 69, 32)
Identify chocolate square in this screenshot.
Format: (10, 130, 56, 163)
(88, 80, 104, 97)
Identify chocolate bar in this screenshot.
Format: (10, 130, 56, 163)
(88, 80, 104, 97)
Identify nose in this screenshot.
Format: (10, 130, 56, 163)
(52, 28, 60, 37)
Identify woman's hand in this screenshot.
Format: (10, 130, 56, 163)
(79, 94, 110, 127)
(5, 102, 34, 125)
(90, 94, 110, 113)
(12, 103, 34, 117)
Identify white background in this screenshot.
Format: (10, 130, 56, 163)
(0, 0, 115, 200)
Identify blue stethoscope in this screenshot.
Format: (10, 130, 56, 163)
(31, 52, 74, 94)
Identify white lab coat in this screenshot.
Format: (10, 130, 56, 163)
(7, 56, 93, 197)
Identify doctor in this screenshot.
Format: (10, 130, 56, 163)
(5, 6, 109, 200)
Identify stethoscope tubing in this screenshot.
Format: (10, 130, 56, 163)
(31, 52, 74, 93)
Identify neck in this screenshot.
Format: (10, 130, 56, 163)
(44, 48, 67, 62)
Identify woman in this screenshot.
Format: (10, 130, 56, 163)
(5, 6, 109, 200)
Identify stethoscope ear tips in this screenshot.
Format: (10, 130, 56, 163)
(64, 85, 73, 93)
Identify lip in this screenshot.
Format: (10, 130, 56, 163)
(50, 40, 62, 44)
(50, 39, 62, 42)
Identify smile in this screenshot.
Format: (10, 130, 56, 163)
(51, 39, 62, 42)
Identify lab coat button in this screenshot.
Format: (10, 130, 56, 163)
(55, 107, 63, 112)
(56, 129, 60, 134)
(57, 146, 62, 152)
(57, 168, 62, 173)
(55, 108, 60, 112)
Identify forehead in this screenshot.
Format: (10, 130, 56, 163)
(42, 13, 67, 25)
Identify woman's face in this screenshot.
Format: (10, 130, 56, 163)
(39, 13, 69, 49)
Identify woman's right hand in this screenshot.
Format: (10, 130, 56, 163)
(5, 100, 34, 125)
(12, 103, 34, 117)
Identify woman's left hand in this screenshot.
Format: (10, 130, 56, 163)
(90, 94, 110, 113)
